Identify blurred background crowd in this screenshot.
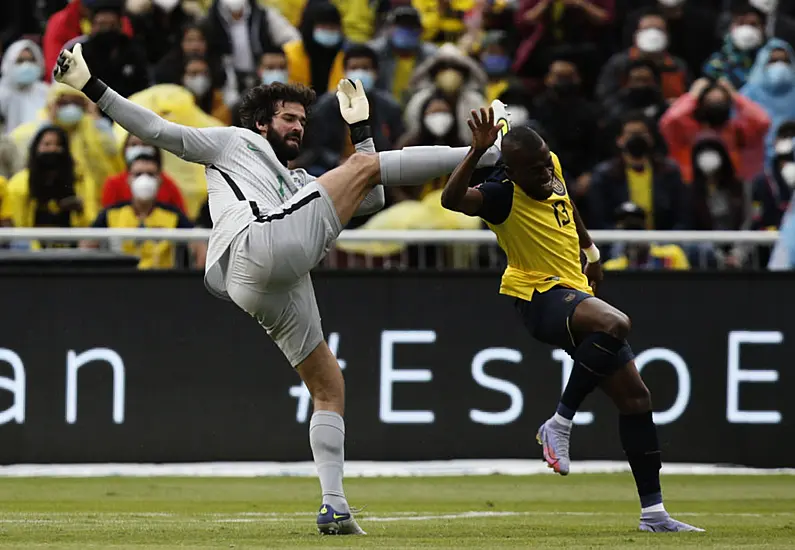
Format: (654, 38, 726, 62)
(2, 0, 795, 271)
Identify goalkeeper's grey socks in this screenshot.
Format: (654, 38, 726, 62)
(309, 410, 350, 513)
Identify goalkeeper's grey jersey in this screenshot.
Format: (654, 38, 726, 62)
(95, 88, 316, 299)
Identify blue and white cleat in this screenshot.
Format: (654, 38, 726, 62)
(536, 417, 571, 476)
(491, 99, 510, 151)
(316, 504, 366, 535)
(639, 512, 705, 533)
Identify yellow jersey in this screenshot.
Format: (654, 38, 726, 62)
(475, 153, 592, 301)
(92, 202, 193, 270)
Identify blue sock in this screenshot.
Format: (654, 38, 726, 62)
(556, 402, 576, 421)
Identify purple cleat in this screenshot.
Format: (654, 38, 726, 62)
(536, 417, 571, 476)
(639, 511, 705, 533)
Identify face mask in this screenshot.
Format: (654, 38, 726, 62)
(624, 134, 651, 158)
(626, 86, 659, 105)
(775, 137, 794, 156)
(781, 162, 795, 186)
(345, 70, 375, 91)
(261, 69, 287, 85)
(313, 29, 341, 48)
(130, 174, 159, 201)
(12, 62, 42, 86)
(125, 145, 157, 164)
(153, 0, 180, 11)
(482, 54, 511, 76)
(765, 61, 793, 88)
(636, 28, 668, 54)
(56, 104, 84, 126)
(391, 27, 420, 50)
(424, 112, 454, 137)
(701, 102, 731, 126)
(696, 150, 722, 174)
(657, 0, 685, 6)
(184, 74, 211, 96)
(553, 78, 579, 98)
(731, 25, 764, 51)
(37, 151, 67, 170)
(436, 69, 464, 93)
(92, 29, 123, 48)
(221, 0, 246, 12)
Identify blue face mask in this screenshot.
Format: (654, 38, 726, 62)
(482, 54, 511, 76)
(313, 28, 341, 48)
(56, 104, 85, 126)
(12, 62, 42, 86)
(765, 61, 794, 89)
(391, 27, 420, 50)
(261, 69, 288, 85)
(345, 70, 375, 91)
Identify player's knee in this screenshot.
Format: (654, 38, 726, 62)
(347, 152, 380, 179)
(619, 380, 652, 414)
(600, 311, 631, 340)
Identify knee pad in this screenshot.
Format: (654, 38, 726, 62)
(574, 332, 634, 377)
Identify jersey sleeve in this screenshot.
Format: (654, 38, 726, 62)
(473, 170, 513, 225)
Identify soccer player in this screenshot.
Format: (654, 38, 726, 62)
(53, 45, 500, 535)
(440, 107, 704, 533)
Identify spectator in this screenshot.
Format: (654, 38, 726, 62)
(660, 78, 770, 182)
(369, 6, 437, 104)
(623, 1, 720, 76)
(588, 112, 689, 230)
(460, 0, 519, 55)
(703, 2, 768, 89)
(751, 121, 795, 231)
(10, 84, 123, 202)
(42, 0, 134, 80)
(80, 1, 150, 99)
(335, 0, 379, 44)
(603, 59, 669, 136)
(83, 156, 200, 269)
(258, 47, 289, 85)
(720, 1, 795, 58)
(741, 38, 795, 164)
(101, 134, 186, 212)
(413, 0, 476, 44)
(284, 2, 346, 93)
(126, 0, 195, 66)
(0, 40, 50, 134)
(404, 44, 487, 145)
(393, 93, 463, 202)
(480, 31, 531, 108)
(181, 56, 233, 124)
(528, 56, 603, 198)
(691, 136, 749, 231)
(597, 10, 689, 103)
(602, 202, 690, 270)
(297, 45, 403, 177)
(207, 0, 299, 91)
(0, 126, 96, 244)
(514, 0, 614, 87)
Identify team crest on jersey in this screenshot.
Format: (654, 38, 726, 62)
(552, 176, 566, 196)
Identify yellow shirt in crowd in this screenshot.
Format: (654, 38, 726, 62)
(626, 163, 654, 229)
(603, 245, 691, 271)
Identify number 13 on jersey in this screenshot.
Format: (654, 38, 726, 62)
(552, 200, 571, 227)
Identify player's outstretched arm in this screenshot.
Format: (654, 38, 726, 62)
(440, 108, 499, 216)
(572, 202, 603, 292)
(54, 44, 229, 164)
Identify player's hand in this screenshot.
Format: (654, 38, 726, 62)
(584, 260, 603, 295)
(336, 79, 370, 125)
(468, 107, 500, 155)
(53, 43, 91, 90)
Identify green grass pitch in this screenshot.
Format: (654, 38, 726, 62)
(0, 474, 793, 548)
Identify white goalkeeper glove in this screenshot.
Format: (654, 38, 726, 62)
(336, 78, 370, 125)
(53, 43, 92, 91)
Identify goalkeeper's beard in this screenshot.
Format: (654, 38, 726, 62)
(267, 127, 302, 166)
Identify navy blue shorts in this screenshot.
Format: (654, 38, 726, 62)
(515, 286, 594, 356)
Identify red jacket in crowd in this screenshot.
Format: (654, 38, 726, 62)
(102, 172, 187, 214)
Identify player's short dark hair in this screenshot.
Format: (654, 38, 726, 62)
(625, 58, 661, 83)
(503, 125, 545, 154)
(344, 44, 379, 70)
(238, 82, 316, 132)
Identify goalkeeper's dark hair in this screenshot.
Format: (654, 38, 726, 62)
(238, 82, 316, 132)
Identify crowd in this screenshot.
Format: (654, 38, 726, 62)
(1, 0, 795, 270)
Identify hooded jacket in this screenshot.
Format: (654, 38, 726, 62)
(0, 40, 50, 134)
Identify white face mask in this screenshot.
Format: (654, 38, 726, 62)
(424, 112, 454, 137)
(775, 138, 794, 155)
(657, 0, 685, 6)
(731, 25, 764, 51)
(130, 174, 159, 201)
(153, 0, 180, 11)
(696, 150, 723, 174)
(636, 28, 668, 54)
(184, 74, 211, 96)
(781, 162, 795, 186)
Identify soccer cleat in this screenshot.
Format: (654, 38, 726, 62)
(316, 504, 366, 535)
(639, 512, 705, 533)
(491, 99, 510, 151)
(536, 417, 571, 476)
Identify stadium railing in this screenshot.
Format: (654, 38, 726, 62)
(0, 228, 782, 270)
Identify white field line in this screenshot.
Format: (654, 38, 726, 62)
(0, 461, 794, 477)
